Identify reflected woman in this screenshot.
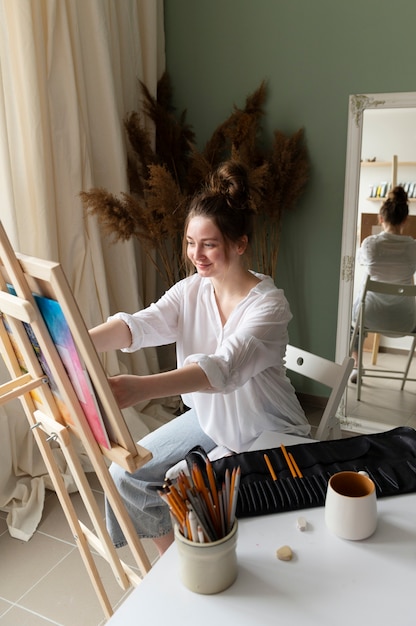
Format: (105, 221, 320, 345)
(350, 185, 416, 382)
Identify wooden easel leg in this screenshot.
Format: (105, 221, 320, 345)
(33, 411, 148, 586)
(95, 470, 153, 576)
(30, 418, 114, 619)
(65, 422, 153, 576)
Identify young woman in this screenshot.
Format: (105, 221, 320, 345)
(350, 185, 416, 382)
(90, 161, 310, 554)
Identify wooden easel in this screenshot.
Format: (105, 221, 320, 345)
(0, 221, 153, 620)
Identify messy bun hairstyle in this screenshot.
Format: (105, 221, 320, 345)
(183, 161, 255, 272)
(380, 185, 409, 226)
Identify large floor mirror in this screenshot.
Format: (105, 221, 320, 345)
(336, 92, 416, 434)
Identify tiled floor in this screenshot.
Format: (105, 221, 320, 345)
(343, 349, 416, 434)
(1, 349, 414, 625)
(0, 472, 159, 626)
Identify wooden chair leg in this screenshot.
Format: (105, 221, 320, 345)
(356, 320, 365, 402)
(401, 336, 416, 390)
(371, 333, 381, 365)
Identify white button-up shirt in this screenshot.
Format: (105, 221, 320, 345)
(356, 232, 416, 332)
(110, 272, 310, 452)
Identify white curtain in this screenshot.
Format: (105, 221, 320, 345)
(0, 0, 173, 540)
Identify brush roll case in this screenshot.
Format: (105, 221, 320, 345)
(205, 426, 416, 518)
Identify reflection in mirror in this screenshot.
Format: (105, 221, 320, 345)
(336, 93, 416, 435)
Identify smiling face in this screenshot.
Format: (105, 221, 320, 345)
(186, 215, 239, 279)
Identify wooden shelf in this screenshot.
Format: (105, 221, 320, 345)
(366, 197, 416, 202)
(361, 160, 416, 167)
(363, 157, 416, 199)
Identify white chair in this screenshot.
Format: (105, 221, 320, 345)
(285, 344, 354, 440)
(350, 275, 416, 401)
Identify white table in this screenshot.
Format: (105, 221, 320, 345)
(108, 433, 416, 626)
(109, 493, 416, 625)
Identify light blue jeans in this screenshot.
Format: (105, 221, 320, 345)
(105, 409, 216, 547)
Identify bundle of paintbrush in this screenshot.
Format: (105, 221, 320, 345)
(159, 460, 240, 543)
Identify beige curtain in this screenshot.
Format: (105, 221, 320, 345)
(0, 0, 173, 540)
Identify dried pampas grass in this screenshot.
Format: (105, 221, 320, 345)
(81, 73, 309, 287)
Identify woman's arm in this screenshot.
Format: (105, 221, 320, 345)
(108, 363, 211, 409)
(89, 318, 132, 352)
(89, 317, 211, 409)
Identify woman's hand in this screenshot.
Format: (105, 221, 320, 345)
(108, 375, 146, 409)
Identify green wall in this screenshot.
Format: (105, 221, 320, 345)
(164, 0, 416, 373)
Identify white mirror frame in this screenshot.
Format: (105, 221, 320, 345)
(336, 92, 416, 422)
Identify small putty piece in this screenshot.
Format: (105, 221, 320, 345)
(297, 516, 307, 531)
(276, 545, 293, 561)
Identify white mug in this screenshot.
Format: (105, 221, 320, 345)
(325, 471, 377, 540)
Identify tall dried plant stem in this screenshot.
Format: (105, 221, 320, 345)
(81, 76, 309, 288)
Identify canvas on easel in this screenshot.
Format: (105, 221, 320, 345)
(0, 221, 153, 620)
(4, 284, 112, 449)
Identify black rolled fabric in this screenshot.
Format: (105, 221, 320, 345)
(206, 427, 416, 518)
